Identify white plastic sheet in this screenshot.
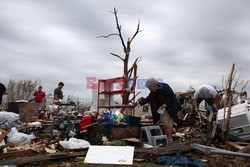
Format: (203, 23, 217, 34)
(0, 111, 20, 129)
(0, 111, 19, 122)
(7, 127, 31, 146)
(59, 138, 90, 149)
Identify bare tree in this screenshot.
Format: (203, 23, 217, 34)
(98, 8, 143, 105)
(7, 79, 40, 102)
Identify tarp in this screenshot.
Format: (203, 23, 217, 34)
(156, 152, 207, 167)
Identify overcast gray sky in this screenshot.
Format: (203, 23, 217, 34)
(0, 0, 250, 101)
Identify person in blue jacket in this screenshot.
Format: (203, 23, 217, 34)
(139, 78, 181, 142)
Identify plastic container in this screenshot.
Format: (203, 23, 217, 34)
(110, 114, 130, 127)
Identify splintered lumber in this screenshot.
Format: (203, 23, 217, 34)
(135, 142, 193, 156)
(183, 113, 189, 121)
(236, 141, 250, 146)
(134, 158, 145, 162)
(239, 145, 250, 153)
(123, 138, 142, 147)
(210, 122, 217, 139)
(0, 151, 87, 166)
(226, 141, 245, 151)
(0, 149, 35, 160)
(61, 147, 88, 152)
(0, 129, 11, 143)
(80, 121, 99, 129)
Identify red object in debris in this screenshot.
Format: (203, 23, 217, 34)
(32, 138, 42, 143)
(79, 115, 94, 132)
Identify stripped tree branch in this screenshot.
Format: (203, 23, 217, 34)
(113, 8, 126, 49)
(131, 66, 138, 90)
(128, 57, 142, 78)
(127, 57, 140, 76)
(241, 80, 249, 93)
(232, 68, 242, 90)
(235, 80, 244, 88)
(97, 33, 120, 38)
(130, 20, 143, 43)
(110, 53, 124, 61)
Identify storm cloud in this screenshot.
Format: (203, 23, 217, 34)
(0, 0, 249, 101)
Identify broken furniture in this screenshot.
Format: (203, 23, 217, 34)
(141, 125, 168, 146)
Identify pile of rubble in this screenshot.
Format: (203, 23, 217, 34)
(1, 99, 250, 167)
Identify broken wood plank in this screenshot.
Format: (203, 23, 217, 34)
(236, 141, 250, 146)
(210, 122, 217, 139)
(123, 138, 142, 147)
(239, 145, 250, 154)
(135, 142, 193, 156)
(208, 111, 214, 123)
(134, 158, 145, 162)
(0, 151, 87, 166)
(226, 141, 245, 151)
(123, 138, 140, 143)
(183, 113, 189, 121)
(0, 149, 35, 160)
(61, 147, 88, 152)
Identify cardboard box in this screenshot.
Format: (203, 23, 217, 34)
(18, 103, 38, 123)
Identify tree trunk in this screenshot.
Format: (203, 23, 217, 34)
(223, 63, 235, 140)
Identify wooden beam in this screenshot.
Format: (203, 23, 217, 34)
(239, 145, 250, 153)
(236, 141, 250, 146)
(135, 142, 193, 156)
(0, 151, 87, 166)
(0, 149, 35, 160)
(226, 141, 245, 151)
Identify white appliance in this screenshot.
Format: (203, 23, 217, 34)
(216, 101, 250, 140)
